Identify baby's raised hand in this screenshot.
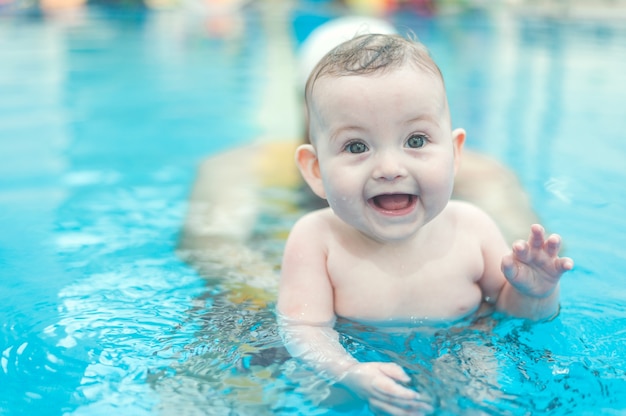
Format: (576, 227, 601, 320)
(501, 224, 574, 298)
(341, 362, 433, 416)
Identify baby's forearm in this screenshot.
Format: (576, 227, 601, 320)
(278, 316, 358, 380)
(496, 283, 560, 321)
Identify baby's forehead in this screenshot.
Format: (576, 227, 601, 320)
(307, 68, 451, 143)
(309, 64, 448, 110)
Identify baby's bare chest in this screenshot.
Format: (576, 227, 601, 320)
(326, 243, 485, 321)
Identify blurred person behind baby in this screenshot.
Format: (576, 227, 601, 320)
(178, 16, 539, 273)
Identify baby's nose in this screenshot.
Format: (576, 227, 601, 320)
(373, 151, 408, 181)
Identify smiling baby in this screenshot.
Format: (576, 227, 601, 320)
(277, 33, 573, 415)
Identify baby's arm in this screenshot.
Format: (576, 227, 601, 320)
(475, 206, 573, 320)
(497, 224, 573, 319)
(278, 212, 431, 415)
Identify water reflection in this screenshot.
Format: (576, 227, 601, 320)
(1, 2, 625, 415)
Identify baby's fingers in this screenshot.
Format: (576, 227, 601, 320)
(379, 362, 411, 383)
(501, 251, 518, 281)
(556, 256, 574, 273)
(370, 383, 433, 416)
(529, 224, 546, 249)
(370, 396, 433, 416)
(511, 240, 531, 263)
(526, 226, 566, 262)
(372, 371, 418, 401)
(544, 234, 562, 257)
(373, 365, 429, 400)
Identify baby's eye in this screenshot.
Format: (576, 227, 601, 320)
(345, 141, 369, 154)
(406, 134, 427, 149)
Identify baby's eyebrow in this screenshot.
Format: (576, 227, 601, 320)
(405, 114, 440, 127)
(329, 124, 366, 142)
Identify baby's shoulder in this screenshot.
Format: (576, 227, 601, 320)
(285, 208, 350, 255)
(446, 199, 488, 216)
(289, 208, 337, 237)
(445, 200, 501, 232)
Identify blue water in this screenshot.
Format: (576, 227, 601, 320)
(1, 2, 626, 415)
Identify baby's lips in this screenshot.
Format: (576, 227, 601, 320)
(371, 193, 416, 211)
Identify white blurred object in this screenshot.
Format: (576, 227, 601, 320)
(297, 16, 397, 88)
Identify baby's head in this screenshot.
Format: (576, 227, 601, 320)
(304, 33, 448, 143)
(296, 33, 465, 242)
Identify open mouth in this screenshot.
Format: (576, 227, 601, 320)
(369, 193, 417, 215)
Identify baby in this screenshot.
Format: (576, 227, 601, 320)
(277, 33, 574, 415)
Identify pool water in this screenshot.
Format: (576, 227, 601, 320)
(1, 1, 626, 415)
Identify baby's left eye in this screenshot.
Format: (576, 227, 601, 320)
(406, 134, 427, 149)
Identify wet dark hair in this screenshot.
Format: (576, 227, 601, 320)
(304, 33, 445, 141)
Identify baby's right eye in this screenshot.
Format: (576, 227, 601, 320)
(345, 141, 368, 154)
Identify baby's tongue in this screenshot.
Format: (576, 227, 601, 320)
(374, 194, 411, 210)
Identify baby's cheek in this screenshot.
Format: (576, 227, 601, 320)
(325, 180, 354, 201)
(422, 169, 453, 192)
(327, 193, 357, 213)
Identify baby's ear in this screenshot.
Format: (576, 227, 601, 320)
(295, 144, 326, 199)
(451, 128, 466, 175)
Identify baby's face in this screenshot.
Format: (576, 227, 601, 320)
(308, 66, 460, 243)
